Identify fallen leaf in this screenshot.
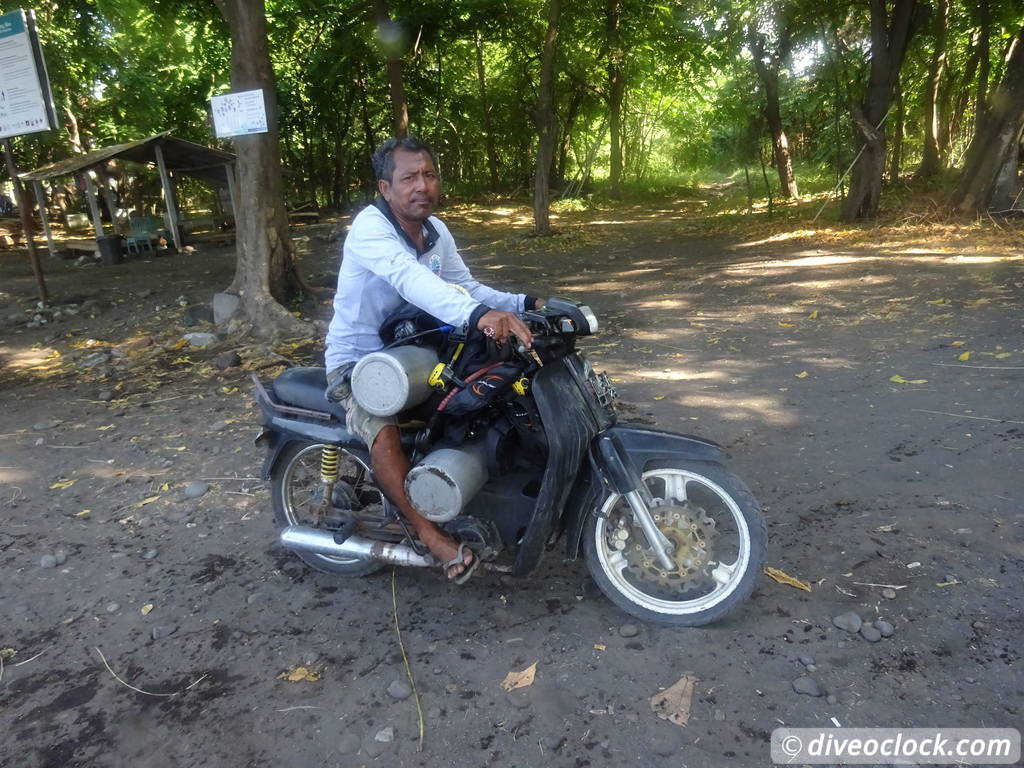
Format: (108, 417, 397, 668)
(170, 338, 188, 350)
(808, 310, 819, 319)
(0, 648, 17, 660)
(890, 375, 928, 384)
(49, 479, 76, 490)
(140, 604, 154, 615)
(500, 662, 538, 691)
(763, 567, 812, 592)
(651, 674, 697, 727)
(873, 524, 897, 532)
(278, 665, 322, 682)
(936, 580, 961, 587)
(160, 482, 170, 491)
(96, 425, 115, 431)
(926, 298, 950, 305)
(136, 496, 160, 508)
(795, 371, 808, 379)
(75, 509, 91, 517)
(778, 322, 795, 328)
(653, 395, 665, 401)
(951, 340, 965, 347)
(995, 352, 1011, 359)
(958, 351, 971, 361)
(594, 644, 606, 651)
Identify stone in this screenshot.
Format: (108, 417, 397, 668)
(875, 620, 895, 637)
(211, 351, 242, 370)
(651, 728, 681, 756)
(539, 735, 563, 752)
(860, 625, 882, 643)
(373, 727, 394, 743)
(387, 678, 412, 700)
(151, 624, 178, 640)
(141, 548, 159, 561)
(54, 550, 67, 565)
(40, 554, 57, 569)
(126, 335, 155, 350)
(805, 664, 817, 673)
(78, 351, 111, 369)
(105, 602, 120, 613)
(426, 705, 442, 720)
(826, 694, 838, 705)
(98, 389, 115, 402)
(832, 611, 863, 634)
(363, 740, 387, 759)
(337, 732, 360, 755)
(971, 620, 985, 631)
(183, 332, 218, 348)
(798, 655, 815, 667)
(792, 676, 824, 697)
(181, 305, 214, 327)
(213, 292, 241, 325)
(246, 592, 265, 605)
(507, 692, 531, 709)
(33, 419, 59, 431)
(184, 481, 209, 500)
(882, 588, 897, 599)
(618, 623, 639, 638)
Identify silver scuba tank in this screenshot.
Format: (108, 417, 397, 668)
(405, 442, 488, 523)
(350, 346, 438, 417)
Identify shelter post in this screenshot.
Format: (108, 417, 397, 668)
(82, 172, 105, 236)
(153, 143, 182, 252)
(32, 180, 57, 259)
(2, 138, 49, 305)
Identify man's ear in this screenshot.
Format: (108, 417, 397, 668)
(377, 179, 390, 199)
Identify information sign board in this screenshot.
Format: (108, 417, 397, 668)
(0, 9, 57, 139)
(211, 89, 268, 138)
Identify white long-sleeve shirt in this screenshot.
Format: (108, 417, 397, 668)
(324, 200, 528, 371)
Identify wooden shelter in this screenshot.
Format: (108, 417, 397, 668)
(18, 131, 238, 257)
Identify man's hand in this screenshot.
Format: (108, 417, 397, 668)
(477, 309, 533, 348)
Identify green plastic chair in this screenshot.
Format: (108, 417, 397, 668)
(126, 215, 158, 254)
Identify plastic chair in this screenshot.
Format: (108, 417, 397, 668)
(126, 215, 157, 254)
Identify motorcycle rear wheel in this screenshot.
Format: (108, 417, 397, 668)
(271, 440, 383, 576)
(583, 461, 765, 626)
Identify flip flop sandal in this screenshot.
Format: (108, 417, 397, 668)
(444, 541, 480, 585)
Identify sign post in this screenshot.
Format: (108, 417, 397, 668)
(0, 8, 57, 304)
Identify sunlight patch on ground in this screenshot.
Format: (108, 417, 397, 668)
(0, 345, 62, 374)
(634, 369, 725, 383)
(676, 392, 795, 426)
(0, 467, 33, 483)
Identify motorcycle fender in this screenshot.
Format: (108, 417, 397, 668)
(563, 425, 729, 560)
(257, 415, 361, 480)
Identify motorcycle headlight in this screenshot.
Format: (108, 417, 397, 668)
(579, 305, 599, 334)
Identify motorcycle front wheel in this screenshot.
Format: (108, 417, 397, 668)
(271, 440, 383, 577)
(583, 461, 765, 626)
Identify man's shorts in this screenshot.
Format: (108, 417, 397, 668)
(326, 366, 397, 448)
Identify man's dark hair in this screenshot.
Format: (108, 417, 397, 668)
(372, 136, 439, 182)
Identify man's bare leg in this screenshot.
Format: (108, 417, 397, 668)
(370, 425, 473, 579)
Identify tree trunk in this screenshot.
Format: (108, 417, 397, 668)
(214, 0, 310, 338)
(749, 30, 799, 199)
(951, 25, 1024, 214)
(840, 0, 926, 222)
(474, 31, 500, 192)
(889, 80, 904, 183)
(373, 0, 408, 138)
(918, 0, 948, 178)
(533, 0, 560, 236)
(975, 0, 991, 135)
(606, 0, 625, 198)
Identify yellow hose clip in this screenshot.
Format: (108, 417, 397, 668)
(428, 363, 449, 390)
(512, 377, 530, 396)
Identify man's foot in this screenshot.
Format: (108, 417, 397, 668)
(418, 525, 475, 580)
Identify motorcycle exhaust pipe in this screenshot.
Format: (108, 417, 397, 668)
(279, 525, 437, 568)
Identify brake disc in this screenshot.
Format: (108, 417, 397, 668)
(609, 500, 717, 594)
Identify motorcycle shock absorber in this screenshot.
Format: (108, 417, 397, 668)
(317, 446, 341, 521)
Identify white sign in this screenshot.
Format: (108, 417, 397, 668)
(211, 89, 268, 138)
(0, 9, 56, 139)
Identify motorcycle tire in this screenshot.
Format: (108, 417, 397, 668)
(271, 440, 383, 577)
(583, 460, 765, 627)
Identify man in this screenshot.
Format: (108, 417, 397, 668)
(324, 136, 541, 582)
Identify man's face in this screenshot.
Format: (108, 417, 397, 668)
(379, 148, 440, 224)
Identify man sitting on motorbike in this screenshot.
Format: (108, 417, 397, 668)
(324, 136, 541, 582)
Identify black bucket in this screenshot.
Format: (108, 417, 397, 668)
(97, 235, 124, 265)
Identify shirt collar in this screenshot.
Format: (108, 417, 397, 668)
(374, 197, 439, 256)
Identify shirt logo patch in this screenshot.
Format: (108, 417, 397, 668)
(429, 253, 442, 276)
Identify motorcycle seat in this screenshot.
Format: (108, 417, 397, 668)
(272, 366, 347, 423)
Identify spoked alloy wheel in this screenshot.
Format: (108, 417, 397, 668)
(271, 441, 384, 576)
(584, 461, 765, 626)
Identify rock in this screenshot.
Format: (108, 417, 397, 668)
(184, 481, 209, 500)
(832, 611, 863, 633)
(651, 728, 681, 756)
(860, 625, 882, 643)
(151, 624, 178, 640)
(426, 705, 442, 720)
(875, 619, 895, 637)
(618, 623, 639, 638)
(105, 602, 120, 613)
(78, 351, 111, 369)
(213, 292, 241, 325)
(137, 289, 154, 299)
(826, 694, 838, 705)
(507, 692, 531, 709)
(54, 550, 67, 565)
(805, 664, 817, 673)
(141, 548, 159, 561)
(971, 620, 985, 631)
(40, 554, 57, 569)
(97, 389, 115, 402)
(246, 592, 265, 605)
(882, 588, 897, 600)
(126, 335, 155, 350)
(337, 732, 360, 755)
(33, 419, 59, 431)
(211, 350, 242, 370)
(363, 739, 387, 759)
(539, 735, 563, 752)
(387, 679, 412, 700)
(373, 727, 394, 743)
(792, 676, 824, 697)
(182, 305, 214, 326)
(183, 332, 218, 348)
(798, 655, 815, 667)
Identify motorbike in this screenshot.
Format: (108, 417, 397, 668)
(252, 297, 765, 626)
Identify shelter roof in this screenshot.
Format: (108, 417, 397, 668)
(19, 132, 236, 187)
